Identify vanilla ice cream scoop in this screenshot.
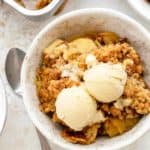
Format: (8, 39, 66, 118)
(84, 63, 127, 103)
(55, 86, 105, 131)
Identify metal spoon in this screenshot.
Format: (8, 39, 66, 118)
(5, 48, 51, 150)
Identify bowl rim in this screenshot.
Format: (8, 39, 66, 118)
(4, 0, 63, 16)
(21, 8, 150, 150)
(0, 76, 7, 135)
(127, 0, 150, 21)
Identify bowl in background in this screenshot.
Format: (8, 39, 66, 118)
(21, 8, 150, 150)
(127, 0, 150, 21)
(3, 0, 64, 17)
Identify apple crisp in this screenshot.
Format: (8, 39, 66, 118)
(35, 32, 150, 145)
(15, 0, 52, 10)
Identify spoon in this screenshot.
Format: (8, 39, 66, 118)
(5, 48, 51, 150)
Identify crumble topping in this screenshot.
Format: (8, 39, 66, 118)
(35, 32, 150, 144)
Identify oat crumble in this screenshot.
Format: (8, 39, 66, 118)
(35, 32, 150, 145)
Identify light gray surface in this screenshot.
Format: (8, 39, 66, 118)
(0, 0, 150, 150)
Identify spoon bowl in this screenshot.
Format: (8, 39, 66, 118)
(5, 48, 25, 96)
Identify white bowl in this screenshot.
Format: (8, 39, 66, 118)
(4, 0, 64, 17)
(127, 0, 150, 21)
(21, 8, 150, 150)
(0, 76, 7, 135)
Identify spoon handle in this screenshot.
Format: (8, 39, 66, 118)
(36, 129, 51, 150)
(14, 89, 51, 150)
(17, 92, 51, 150)
(0, 75, 7, 135)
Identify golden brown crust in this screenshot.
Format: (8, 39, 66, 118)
(61, 124, 100, 145)
(93, 43, 143, 76)
(35, 32, 150, 144)
(124, 75, 150, 114)
(100, 103, 139, 120)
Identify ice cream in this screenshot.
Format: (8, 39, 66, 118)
(55, 86, 105, 131)
(84, 63, 127, 103)
(85, 54, 98, 68)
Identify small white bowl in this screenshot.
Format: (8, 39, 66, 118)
(21, 8, 150, 150)
(4, 0, 64, 17)
(127, 0, 150, 21)
(0, 77, 7, 135)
